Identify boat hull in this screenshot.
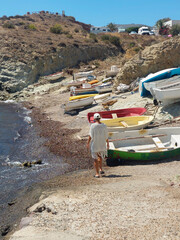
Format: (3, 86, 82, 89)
(108, 147, 180, 161)
(87, 107, 147, 123)
(139, 67, 180, 97)
(101, 116, 153, 132)
(69, 94, 98, 101)
(107, 127, 180, 161)
(153, 85, 180, 106)
(63, 97, 94, 112)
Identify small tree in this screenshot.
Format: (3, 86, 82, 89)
(170, 24, 180, 36)
(3, 22, 15, 29)
(107, 22, 117, 32)
(125, 27, 139, 33)
(155, 17, 171, 35)
(28, 24, 37, 30)
(50, 24, 63, 34)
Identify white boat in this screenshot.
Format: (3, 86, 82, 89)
(153, 83, 180, 106)
(95, 83, 113, 93)
(43, 72, 64, 81)
(62, 97, 94, 112)
(108, 127, 180, 161)
(139, 67, 180, 97)
(74, 71, 93, 80)
(144, 75, 180, 97)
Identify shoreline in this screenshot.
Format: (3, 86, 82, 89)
(1, 100, 95, 239)
(3, 85, 180, 239)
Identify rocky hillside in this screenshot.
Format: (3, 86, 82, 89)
(0, 12, 121, 93)
(0, 12, 164, 94)
(115, 37, 180, 86)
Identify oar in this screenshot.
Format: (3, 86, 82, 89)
(109, 134, 166, 142)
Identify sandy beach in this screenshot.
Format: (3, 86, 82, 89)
(5, 81, 180, 240)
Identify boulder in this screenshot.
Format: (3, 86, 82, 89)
(115, 37, 180, 86)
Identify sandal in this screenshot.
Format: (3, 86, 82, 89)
(94, 175, 100, 178)
(100, 171, 105, 174)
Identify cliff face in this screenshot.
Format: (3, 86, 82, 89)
(0, 12, 122, 93)
(0, 44, 118, 93)
(115, 37, 180, 86)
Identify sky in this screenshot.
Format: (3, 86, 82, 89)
(0, 0, 180, 27)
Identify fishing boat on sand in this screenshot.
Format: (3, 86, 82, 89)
(139, 67, 180, 97)
(108, 127, 180, 161)
(71, 87, 98, 95)
(101, 115, 153, 132)
(144, 75, 180, 97)
(62, 97, 94, 112)
(42, 72, 64, 81)
(87, 107, 147, 123)
(69, 94, 98, 101)
(153, 83, 180, 106)
(95, 82, 113, 93)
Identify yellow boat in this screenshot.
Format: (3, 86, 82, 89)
(101, 115, 154, 132)
(69, 94, 98, 101)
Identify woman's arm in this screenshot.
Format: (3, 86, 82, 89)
(87, 136, 91, 149)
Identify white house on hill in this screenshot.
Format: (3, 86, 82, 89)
(90, 26, 111, 34)
(164, 20, 180, 28)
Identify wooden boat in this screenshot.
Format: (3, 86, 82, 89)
(87, 108, 147, 123)
(66, 81, 84, 88)
(95, 83, 113, 93)
(74, 71, 93, 80)
(139, 67, 180, 97)
(42, 72, 64, 81)
(101, 115, 153, 132)
(71, 87, 98, 95)
(108, 127, 180, 161)
(62, 97, 94, 112)
(69, 94, 98, 101)
(153, 83, 180, 106)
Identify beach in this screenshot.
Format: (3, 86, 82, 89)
(3, 81, 180, 240)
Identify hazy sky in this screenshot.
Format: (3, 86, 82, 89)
(0, 0, 179, 27)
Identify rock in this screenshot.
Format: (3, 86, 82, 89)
(0, 45, 118, 93)
(22, 161, 32, 167)
(32, 159, 42, 165)
(33, 204, 46, 213)
(1, 225, 11, 236)
(115, 37, 180, 86)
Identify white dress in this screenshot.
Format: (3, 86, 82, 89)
(89, 122, 108, 159)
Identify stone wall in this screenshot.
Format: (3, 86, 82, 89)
(115, 37, 180, 86)
(0, 44, 118, 93)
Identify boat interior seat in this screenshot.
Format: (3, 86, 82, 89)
(152, 137, 167, 149)
(112, 113, 118, 119)
(171, 135, 180, 148)
(120, 121, 129, 127)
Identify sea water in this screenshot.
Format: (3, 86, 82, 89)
(0, 102, 69, 206)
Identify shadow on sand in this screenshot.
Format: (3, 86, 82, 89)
(103, 174, 131, 178)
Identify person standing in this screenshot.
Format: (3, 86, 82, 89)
(87, 113, 109, 178)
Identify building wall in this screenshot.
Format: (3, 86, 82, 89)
(90, 27, 111, 34)
(164, 20, 180, 28)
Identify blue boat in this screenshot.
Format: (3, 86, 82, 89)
(139, 67, 180, 97)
